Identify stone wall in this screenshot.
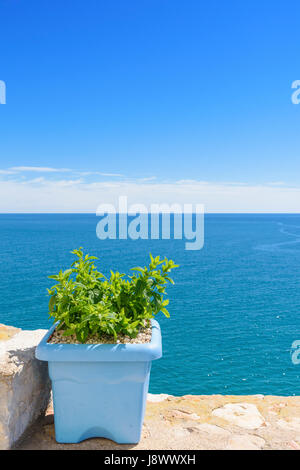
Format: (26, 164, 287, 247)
(0, 324, 51, 449)
(17, 393, 300, 450)
(1, 323, 300, 450)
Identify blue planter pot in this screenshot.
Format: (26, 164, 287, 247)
(35, 319, 162, 444)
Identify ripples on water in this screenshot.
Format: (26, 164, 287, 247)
(255, 222, 300, 253)
(0, 213, 299, 396)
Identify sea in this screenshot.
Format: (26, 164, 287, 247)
(0, 213, 299, 396)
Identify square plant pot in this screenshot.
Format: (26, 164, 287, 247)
(35, 319, 162, 444)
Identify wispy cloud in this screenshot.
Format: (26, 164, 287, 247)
(75, 171, 124, 177)
(9, 166, 71, 172)
(6, 167, 125, 178)
(137, 176, 157, 182)
(0, 174, 299, 213)
(0, 166, 299, 212)
(0, 169, 16, 175)
(266, 181, 287, 186)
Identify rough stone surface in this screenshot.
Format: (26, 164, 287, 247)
(225, 435, 266, 450)
(16, 394, 300, 450)
(211, 403, 265, 429)
(0, 324, 21, 341)
(0, 326, 51, 450)
(147, 393, 170, 403)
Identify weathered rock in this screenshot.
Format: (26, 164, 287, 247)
(16, 394, 300, 450)
(212, 403, 265, 430)
(187, 423, 231, 437)
(0, 324, 21, 341)
(277, 417, 300, 432)
(168, 409, 201, 421)
(225, 435, 265, 450)
(0, 327, 50, 449)
(147, 393, 170, 403)
(287, 440, 300, 450)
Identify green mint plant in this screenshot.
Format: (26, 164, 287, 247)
(47, 248, 179, 343)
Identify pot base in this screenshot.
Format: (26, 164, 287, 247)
(50, 360, 151, 444)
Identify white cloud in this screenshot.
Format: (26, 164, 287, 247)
(9, 166, 71, 172)
(137, 176, 157, 182)
(21, 177, 46, 184)
(0, 170, 16, 175)
(266, 181, 286, 186)
(6, 167, 125, 178)
(75, 171, 124, 177)
(0, 176, 299, 213)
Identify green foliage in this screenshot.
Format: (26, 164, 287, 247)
(47, 248, 179, 343)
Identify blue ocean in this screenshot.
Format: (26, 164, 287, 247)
(0, 213, 299, 396)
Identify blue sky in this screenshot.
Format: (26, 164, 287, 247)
(0, 0, 300, 212)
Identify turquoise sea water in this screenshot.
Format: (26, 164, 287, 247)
(0, 214, 299, 396)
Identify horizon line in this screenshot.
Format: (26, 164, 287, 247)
(0, 212, 299, 215)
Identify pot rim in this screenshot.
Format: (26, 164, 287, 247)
(35, 319, 162, 362)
